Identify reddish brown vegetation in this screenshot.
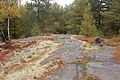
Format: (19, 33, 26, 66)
(0, 41, 37, 62)
(75, 36, 106, 44)
(37, 58, 64, 80)
(0, 37, 55, 62)
(0, 51, 11, 62)
(107, 37, 120, 63)
(75, 36, 96, 43)
(107, 37, 120, 46)
(0, 41, 37, 51)
(22, 41, 37, 48)
(75, 36, 107, 44)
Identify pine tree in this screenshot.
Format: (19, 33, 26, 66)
(31, 0, 52, 33)
(80, 6, 99, 36)
(65, 0, 83, 34)
(77, 0, 99, 36)
(101, 0, 120, 36)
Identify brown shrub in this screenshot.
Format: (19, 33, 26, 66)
(75, 36, 106, 44)
(74, 36, 96, 43)
(107, 37, 120, 46)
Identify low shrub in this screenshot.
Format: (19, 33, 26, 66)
(107, 37, 120, 46)
(75, 36, 95, 43)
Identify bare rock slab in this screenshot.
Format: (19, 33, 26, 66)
(87, 62, 120, 80)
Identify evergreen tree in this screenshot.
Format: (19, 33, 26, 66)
(101, 0, 120, 36)
(80, 0, 99, 36)
(65, 0, 99, 36)
(50, 3, 66, 34)
(80, 7, 99, 36)
(65, 0, 83, 34)
(31, 0, 52, 33)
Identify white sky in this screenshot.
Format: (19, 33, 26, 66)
(53, 0, 74, 6)
(21, 0, 74, 7)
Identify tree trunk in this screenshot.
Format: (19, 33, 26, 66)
(8, 18, 10, 41)
(7, 0, 11, 42)
(0, 28, 7, 41)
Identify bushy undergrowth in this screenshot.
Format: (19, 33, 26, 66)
(107, 37, 120, 46)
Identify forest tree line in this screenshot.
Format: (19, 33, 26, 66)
(0, 0, 120, 42)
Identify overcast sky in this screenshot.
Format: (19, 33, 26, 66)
(21, 0, 74, 7)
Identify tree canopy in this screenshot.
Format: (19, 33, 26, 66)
(0, 0, 119, 41)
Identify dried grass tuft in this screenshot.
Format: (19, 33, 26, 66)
(81, 75, 101, 80)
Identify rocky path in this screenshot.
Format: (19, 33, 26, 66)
(45, 35, 120, 80)
(46, 35, 84, 80)
(87, 46, 120, 80)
